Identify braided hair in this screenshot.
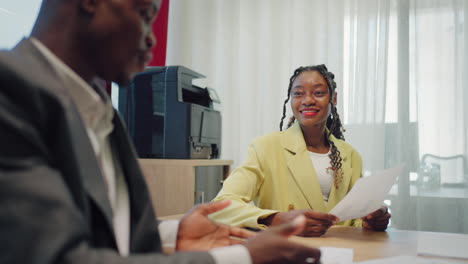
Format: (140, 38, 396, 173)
(279, 64, 346, 188)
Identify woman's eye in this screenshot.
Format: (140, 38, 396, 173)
(292, 91, 303, 96)
(314, 91, 327, 97)
(292, 90, 304, 95)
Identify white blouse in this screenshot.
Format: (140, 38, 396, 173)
(308, 149, 334, 203)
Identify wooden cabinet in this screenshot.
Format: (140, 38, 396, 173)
(139, 159, 232, 217)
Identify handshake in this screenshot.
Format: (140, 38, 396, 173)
(176, 200, 391, 263)
(175, 200, 322, 264)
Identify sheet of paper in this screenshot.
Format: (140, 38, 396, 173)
(329, 166, 402, 221)
(320, 247, 353, 264)
(355, 255, 452, 264)
(417, 232, 468, 260)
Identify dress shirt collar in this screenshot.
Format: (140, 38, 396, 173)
(30, 38, 109, 124)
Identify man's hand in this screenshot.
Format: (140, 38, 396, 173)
(265, 209, 338, 237)
(246, 215, 321, 264)
(176, 200, 255, 251)
(362, 206, 391, 231)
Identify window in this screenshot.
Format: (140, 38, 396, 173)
(341, 0, 468, 233)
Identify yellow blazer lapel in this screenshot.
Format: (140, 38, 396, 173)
(283, 123, 326, 212)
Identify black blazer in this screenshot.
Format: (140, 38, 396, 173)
(0, 39, 214, 264)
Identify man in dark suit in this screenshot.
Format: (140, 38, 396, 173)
(0, 0, 321, 263)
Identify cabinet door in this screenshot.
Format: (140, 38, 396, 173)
(141, 164, 195, 216)
(195, 166, 224, 204)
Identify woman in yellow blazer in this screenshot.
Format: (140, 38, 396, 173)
(211, 65, 390, 236)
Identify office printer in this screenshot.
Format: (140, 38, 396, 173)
(117, 66, 221, 159)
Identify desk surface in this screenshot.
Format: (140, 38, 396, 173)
(291, 226, 468, 263)
(158, 214, 468, 263)
(158, 214, 185, 221)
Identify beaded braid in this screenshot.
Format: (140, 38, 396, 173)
(326, 103, 345, 188)
(279, 67, 306, 131)
(279, 64, 346, 188)
(315, 65, 346, 188)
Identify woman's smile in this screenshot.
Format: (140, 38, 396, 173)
(300, 108, 320, 117)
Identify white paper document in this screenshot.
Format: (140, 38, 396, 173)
(355, 255, 453, 264)
(320, 247, 353, 264)
(329, 166, 402, 221)
(417, 232, 468, 260)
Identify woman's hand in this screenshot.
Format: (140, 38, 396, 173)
(263, 209, 338, 237)
(176, 200, 256, 251)
(362, 206, 391, 231)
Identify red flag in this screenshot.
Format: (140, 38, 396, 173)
(148, 0, 169, 66)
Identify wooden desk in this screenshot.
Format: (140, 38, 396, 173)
(156, 215, 468, 263)
(291, 226, 468, 263)
(158, 214, 185, 221)
(139, 159, 232, 217)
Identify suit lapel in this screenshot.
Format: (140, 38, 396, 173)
(74, 131, 115, 229)
(110, 111, 161, 252)
(283, 123, 326, 212)
(13, 39, 115, 236)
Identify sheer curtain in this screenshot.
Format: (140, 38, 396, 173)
(402, 0, 468, 233)
(167, 0, 468, 233)
(343, 0, 468, 233)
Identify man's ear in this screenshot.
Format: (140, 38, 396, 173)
(80, 0, 100, 14)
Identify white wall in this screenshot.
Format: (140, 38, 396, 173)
(0, 0, 42, 49)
